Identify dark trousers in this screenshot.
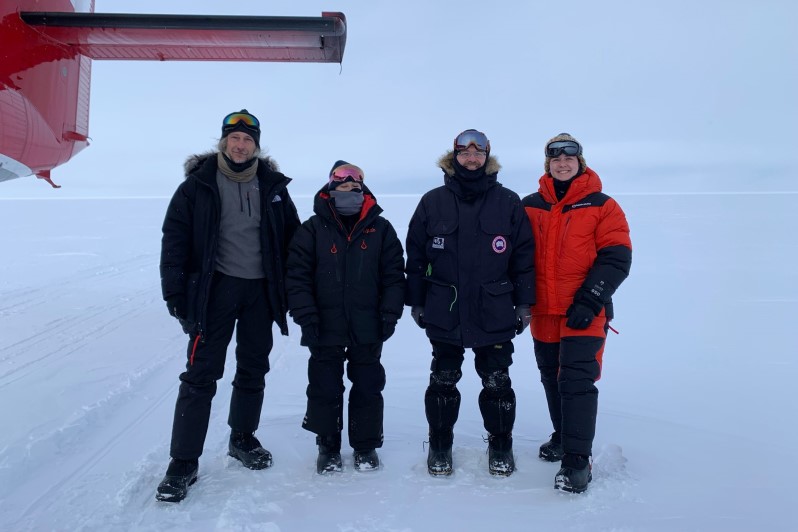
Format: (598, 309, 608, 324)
(425, 340, 516, 446)
(170, 272, 273, 460)
(302, 343, 386, 451)
(534, 335, 604, 457)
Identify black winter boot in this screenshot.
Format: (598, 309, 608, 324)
(427, 430, 453, 476)
(228, 431, 273, 470)
(555, 454, 592, 493)
(353, 449, 380, 471)
(539, 431, 564, 462)
(316, 434, 343, 474)
(155, 458, 199, 503)
(487, 433, 515, 476)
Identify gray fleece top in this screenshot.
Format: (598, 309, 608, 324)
(214, 169, 264, 279)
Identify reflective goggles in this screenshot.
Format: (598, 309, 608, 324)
(329, 164, 364, 184)
(545, 140, 582, 158)
(222, 111, 260, 129)
(454, 129, 490, 152)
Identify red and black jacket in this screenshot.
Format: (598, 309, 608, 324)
(522, 167, 631, 318)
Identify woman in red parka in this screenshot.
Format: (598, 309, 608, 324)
(522, 133, 632, 493)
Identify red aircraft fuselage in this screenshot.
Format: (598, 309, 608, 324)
(0, 0, 91, 185)
(0, 0, 346, 186)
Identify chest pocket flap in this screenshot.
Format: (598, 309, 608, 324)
(479, 217, 511, 236)
(427, 219, 458, 236)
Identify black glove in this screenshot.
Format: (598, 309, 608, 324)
(178, 318, 196, 336)
(411, 306, 425, 329)
(301, 323, 319, 344)
(292, 307, 318, 327)
(166, 295, 187, 320)
(566, 303, 596, 330)
(515, 305, 531, 335)
(381, 315, 398, 342)
(291, 308, 320, 344)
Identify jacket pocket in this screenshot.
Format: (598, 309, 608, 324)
(479, 218, 512, 257)
(426, 220, 457, 254)
(479, 280, 516, 333)
(423, 278, 458, 331)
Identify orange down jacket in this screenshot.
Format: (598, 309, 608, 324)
(521, 167, 632, 318)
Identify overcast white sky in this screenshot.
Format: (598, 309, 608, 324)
(3, 0, 796, 197)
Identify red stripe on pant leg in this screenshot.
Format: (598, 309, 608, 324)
(189, 335, 201, 366)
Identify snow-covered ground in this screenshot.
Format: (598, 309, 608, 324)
(0, 191, 796, 531)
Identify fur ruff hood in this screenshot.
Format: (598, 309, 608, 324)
(183, 151, 281, 177)
(437, 150, 501, 177)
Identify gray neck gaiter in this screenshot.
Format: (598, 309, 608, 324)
(330, 190, 364, 215)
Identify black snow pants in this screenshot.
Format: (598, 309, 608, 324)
(425, 340, 516, 446)
(534, 335, 604, 458)
(170, 272, 273, 460)
(302, 343, 386, 451)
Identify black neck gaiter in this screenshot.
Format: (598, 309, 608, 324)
(448, 158, 492, 201)
(552, 176, 576, 201)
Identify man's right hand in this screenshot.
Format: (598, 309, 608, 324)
(166, 295, 187, 320)
(411, 306, 426, 329)
(301, 323, 320, 344)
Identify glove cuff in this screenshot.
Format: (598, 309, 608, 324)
(381, 312, 400, 324)
(291, 307, 319, 327)
(573, 290, 603, 315)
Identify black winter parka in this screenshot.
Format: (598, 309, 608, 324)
(286, 185, 406, 347)
(405, 152, 535, 348)
(160, 152, 301, 336)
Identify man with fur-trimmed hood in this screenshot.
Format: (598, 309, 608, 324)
(405, 129, 535, 478)
(156, 109, 300, 503)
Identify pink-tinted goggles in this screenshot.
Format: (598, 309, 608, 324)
(329, 164, 364, 184)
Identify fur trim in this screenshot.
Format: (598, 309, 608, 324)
(437, 150, 501, 177)
(183, 151, 280, 176)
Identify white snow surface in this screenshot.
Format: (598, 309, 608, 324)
(1, 192, 796, 531)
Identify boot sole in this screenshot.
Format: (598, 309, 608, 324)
(155, 474, 198, 503)
(317, 456, 344, 474)
(353, 463, 380, 472)
(554, 472, 592, 493)
(228, 451, 273, 470)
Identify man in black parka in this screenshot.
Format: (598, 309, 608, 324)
(156, 110, 300, 502)
(286, 161, 405, 474)
(405, 130, 535, 477)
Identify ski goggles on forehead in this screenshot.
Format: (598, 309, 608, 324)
(545, 140, 582, 158)
(454, 130, 490, 152)
(329, 164, 364, 183)
(222, 111, 260, 128)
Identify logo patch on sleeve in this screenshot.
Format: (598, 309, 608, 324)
(432, 237, 445, 250)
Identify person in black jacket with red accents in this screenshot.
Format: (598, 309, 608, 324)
(286, 161, 405, 474)
(405, 130, 535, 477)
(156, 109, 300, 502)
